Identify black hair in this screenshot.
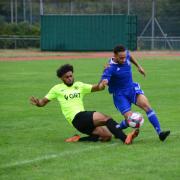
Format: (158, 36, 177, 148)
(113, 45, 126, 54)
(56, 64, 74, 78)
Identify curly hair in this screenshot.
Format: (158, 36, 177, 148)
(56, 64, 74, 78)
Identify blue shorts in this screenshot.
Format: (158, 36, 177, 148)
(113, 83, 144, 115)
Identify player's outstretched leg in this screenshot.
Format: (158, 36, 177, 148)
(105, 118, 127, 142)
(105, 119, 138, 144)
(93, 112, 137, 144)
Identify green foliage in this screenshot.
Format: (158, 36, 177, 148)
(0, 22, 39, 36)
(0, 22, 40, 48)
(0, 15, 5, 25)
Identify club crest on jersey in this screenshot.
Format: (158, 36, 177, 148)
(64, 93, 80, 100)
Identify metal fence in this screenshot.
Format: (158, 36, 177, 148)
(0, 0, 180, 50)
(0, 35, 39, 49)
(138, 37, 180, 50)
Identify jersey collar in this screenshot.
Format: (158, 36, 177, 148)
(109, 57, 118, 64)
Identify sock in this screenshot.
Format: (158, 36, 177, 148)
(118, 120, 129, 129)
(106, 119, 127, 142)
(79, 135, 99, 142)
(146, 109, 161, 135)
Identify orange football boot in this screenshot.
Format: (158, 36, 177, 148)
(125, 129, 139, 145)
(65, 135, 81, 142)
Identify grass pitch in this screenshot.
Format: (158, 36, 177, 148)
(0, 53, 180, 180)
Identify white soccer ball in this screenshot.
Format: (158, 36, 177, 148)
(127, 112, 144, 128)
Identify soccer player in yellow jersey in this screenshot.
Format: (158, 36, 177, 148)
(30, 64, 138, 144)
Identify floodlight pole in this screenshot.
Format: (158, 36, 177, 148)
(128, 0, 130, 15)
(23, 0, 26, 22)
(29, 0, 32, 24)
(10, 0, 14, 23)
(70, 0, 73, 15)
(111, 0, 114, 15)
(15, 0, 17, 24)
(40, 0, 44, 15)
(151, 0, 155, 49)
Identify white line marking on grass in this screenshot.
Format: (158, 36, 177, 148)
(1, 131, 179, 169)
(1, 142, 118, 169)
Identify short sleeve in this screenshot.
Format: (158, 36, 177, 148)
(80, 82, 92, 94)
(45, 86, 57, 100)
(101, 66, 113, 82)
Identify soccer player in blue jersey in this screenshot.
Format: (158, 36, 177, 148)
(100, 45, 170, 141)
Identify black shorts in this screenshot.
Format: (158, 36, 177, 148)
(72, 111, 95, 135)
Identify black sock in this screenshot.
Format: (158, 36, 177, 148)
(78, 135, 99, 142)
(106, 119, 127, 142)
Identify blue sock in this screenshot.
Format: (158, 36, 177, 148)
(146, 109, 161, 134)
(118, 120, 129, 129)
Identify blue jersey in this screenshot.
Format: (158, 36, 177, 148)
(101, 50, 144, 114)
(101, 50, 134, 94)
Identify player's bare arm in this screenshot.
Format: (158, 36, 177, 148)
(30, 96, 50, 107)
(130, 55, 146, 77)
(91, 79, 109, 92)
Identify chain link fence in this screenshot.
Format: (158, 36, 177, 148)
(0, 0, 180, 50)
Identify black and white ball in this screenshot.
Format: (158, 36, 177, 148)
(127, 112, 144, 128)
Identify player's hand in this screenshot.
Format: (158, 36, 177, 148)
(138, 66, 146, 77)
(99, 79, 108, 89)
(30, 96, 40, 106)
(102, 79, 108, 85)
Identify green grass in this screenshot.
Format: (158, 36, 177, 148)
(0, 56, 180, 180)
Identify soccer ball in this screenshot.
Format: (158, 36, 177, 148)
(127, 112, 144, 128)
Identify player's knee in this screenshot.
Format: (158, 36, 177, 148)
(102, 115, 112, 122)
(93, 115, 112, 126)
